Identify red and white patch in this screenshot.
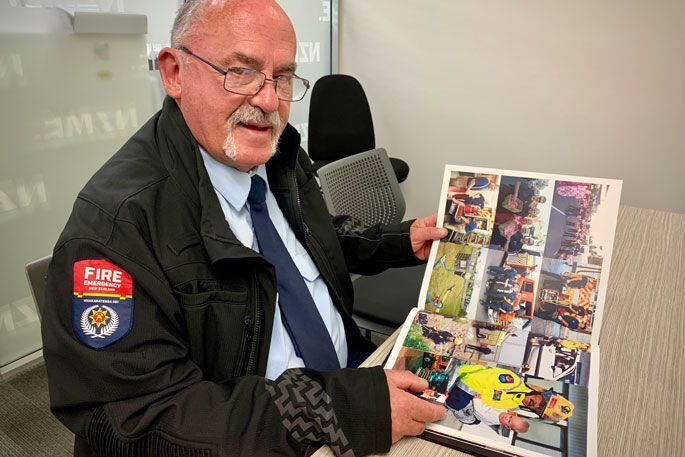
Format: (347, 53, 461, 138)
(73, 259, 132, 299)
(72, 259, 134, 349)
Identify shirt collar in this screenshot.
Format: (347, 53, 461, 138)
(199, 147, 269, 211)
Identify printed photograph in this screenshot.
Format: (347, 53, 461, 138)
(442, 172, 500, 247)
(424, 243, 483, 317)
(532, 266, 599, 342)
(391, 347, 459, 404)
(434, 361, 588, 457)
(402, 311, 475, 359)
(463, 321, 530, 370)
(531, 180, 617, 341)
(522, 334, 592, 387)
(396, 166, 620, 457)
(462, 175, 555, 336)
(401, 311, 535, 369)
(489, 176, 553, 255)
(469, 248, 542, 330)
(391, 335, 590, 456)
(542, 181, 608, 262)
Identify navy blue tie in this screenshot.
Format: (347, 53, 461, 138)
(248, 175, 340, 371)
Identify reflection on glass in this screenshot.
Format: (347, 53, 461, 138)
(0, 9, 158, 367)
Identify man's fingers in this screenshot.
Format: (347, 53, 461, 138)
(387, 373, 447, 444)
(410, 213, 447, 243)
(409, 395, 448, 423)
(414, 226, 448, 241)
(421, 213, 438, 227)
(405, 419, 427, 437)
(386, 370, 429, 392)
(413, 213, 438, 229)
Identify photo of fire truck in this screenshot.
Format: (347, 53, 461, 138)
(535, 272, 597, 333)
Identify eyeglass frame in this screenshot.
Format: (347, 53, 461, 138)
(177, 46, 310, 102)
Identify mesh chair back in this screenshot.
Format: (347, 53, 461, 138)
(25, 255, 52, 321)
(317, 148, 405, 226)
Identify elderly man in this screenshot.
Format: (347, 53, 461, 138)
(41, 1, 447, 456)
(445, 365, 574, 424)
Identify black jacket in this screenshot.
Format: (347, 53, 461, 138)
(42, 97, 421, 457)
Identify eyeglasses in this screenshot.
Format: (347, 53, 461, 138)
(178, 46, 310, 102)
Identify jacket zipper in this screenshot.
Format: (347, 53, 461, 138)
(245, 276, 262, 374)
(288, 168, 346, 308)
(237, 274, 261, 376)
(236, 315, 252, 375)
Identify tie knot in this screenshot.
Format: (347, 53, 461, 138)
(248, 175, 267, 205)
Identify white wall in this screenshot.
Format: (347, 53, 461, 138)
(339, 0, 685, 217)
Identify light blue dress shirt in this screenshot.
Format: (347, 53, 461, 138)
(200, 149, 348, 380)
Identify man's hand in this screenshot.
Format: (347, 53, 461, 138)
(385, 370, 447, 444)
(410, 214, 448, 261)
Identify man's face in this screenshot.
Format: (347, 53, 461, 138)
(500, 414, 529, 433)
(176, 1, 297, 171)
(499, 413, 515, 429)
(523, 393, 544, 411)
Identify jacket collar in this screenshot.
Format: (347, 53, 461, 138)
(155, 96, 302, 264)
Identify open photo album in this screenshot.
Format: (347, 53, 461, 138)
(384, 166, 622, 457)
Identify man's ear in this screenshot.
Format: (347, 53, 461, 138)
(158, 47, 182, 99)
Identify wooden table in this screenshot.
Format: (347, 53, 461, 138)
(313, 206, 685, 457)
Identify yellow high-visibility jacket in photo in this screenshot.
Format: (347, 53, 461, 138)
(455, 365, 532, 409)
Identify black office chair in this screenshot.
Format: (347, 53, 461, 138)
(25, 255, 52, 321)
(308, 74, 410, 183)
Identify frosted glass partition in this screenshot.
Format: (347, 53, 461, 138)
(0, 7, 159, 367)
(278, 0, 334, 147)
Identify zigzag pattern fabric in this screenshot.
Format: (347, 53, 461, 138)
(266, 369, 355, 457)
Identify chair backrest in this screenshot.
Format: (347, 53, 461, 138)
(25, 255, 52, 321)
(317, 148, 405, 226)
(307, 74, 375, 162)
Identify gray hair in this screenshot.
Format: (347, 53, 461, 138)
(170, 1, 211, 48)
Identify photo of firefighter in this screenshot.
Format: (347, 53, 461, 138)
(465, 175, 554, 333)
(533, 267, 598, 341)
(443, 172, 500, 247)
(402, 311, 534, 370)
(387, 169, 613, 457)
(402, 311, 475, 359)
(522, 334, 592, 387)
(465, 321, 530, 369)
(425, 243, 483, 317)
(470, 248, 543, 330)
(392, 336, 590, 456)
(445, 364, 573, 427)
(439, 362, 588, 456)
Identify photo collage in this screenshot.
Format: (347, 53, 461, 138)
(386, 166, 621, 457)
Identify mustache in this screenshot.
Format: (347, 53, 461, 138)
(229, 104, 281, 131)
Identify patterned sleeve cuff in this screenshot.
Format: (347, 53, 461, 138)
(266, 367, 392, 457)
(266, 368, 356, 456)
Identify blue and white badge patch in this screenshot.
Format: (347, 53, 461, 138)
(499, 373, 515, 384)
(72, 259, 133, 349)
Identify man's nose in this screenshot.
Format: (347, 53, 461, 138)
(249, 79, 280, 113)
